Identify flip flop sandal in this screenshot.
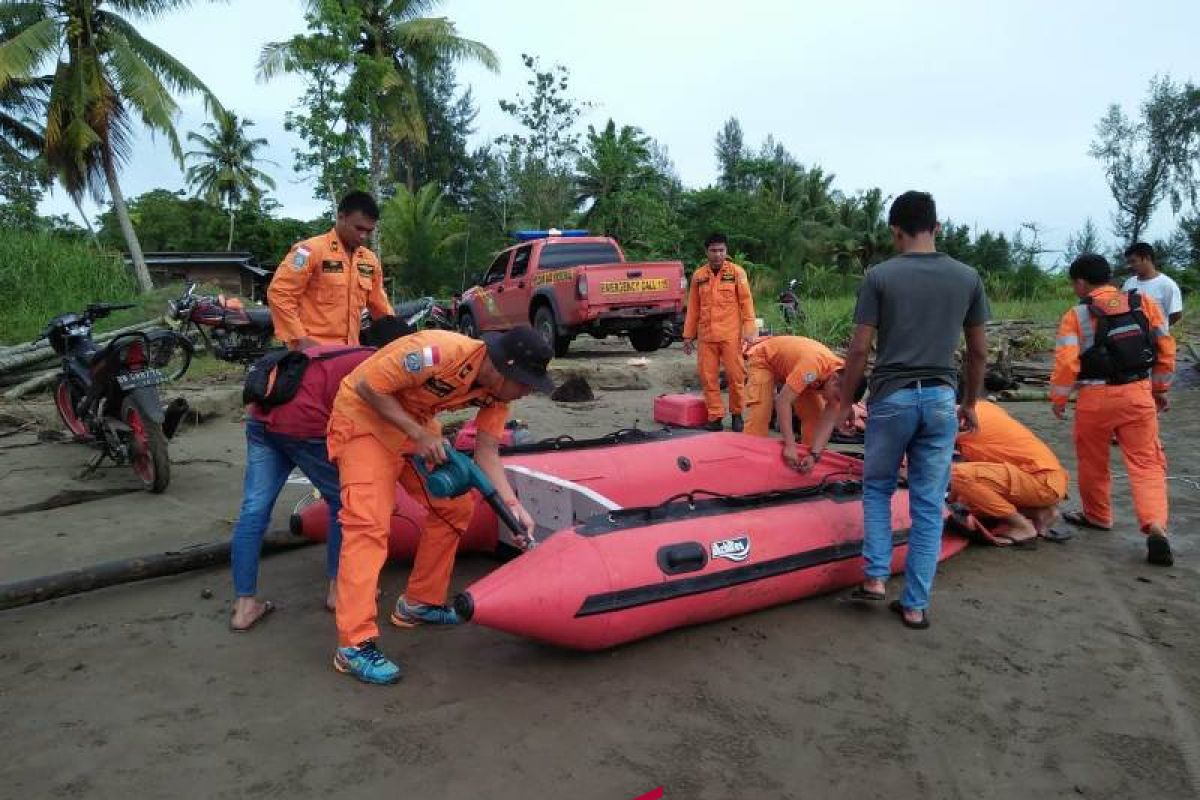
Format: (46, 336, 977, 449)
(1040, 527, 1073, 544)
(995, 535, 1039, 550)
(888, 600, 930, 630)
(1062, 511, 1112, 531)
(849, 584, 886, 601)
(230, 601, 275, 632)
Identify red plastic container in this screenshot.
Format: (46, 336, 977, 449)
(653, 393, 709, 428)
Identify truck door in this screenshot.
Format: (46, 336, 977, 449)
(476, 250, 512, 330)
(497, 244, 532, 326)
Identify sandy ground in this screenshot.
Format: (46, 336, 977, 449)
(0, 337, 1198, 800)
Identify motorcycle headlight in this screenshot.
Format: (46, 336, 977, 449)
(166, 300, 180, 320)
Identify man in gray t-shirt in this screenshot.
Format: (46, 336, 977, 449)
(804, 191, 990, 629)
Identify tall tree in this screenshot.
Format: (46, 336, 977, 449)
(185, 113, 277, 249)
(714, 117, 749, 192)
(260, 0, 497, 253)
(1063, 217, 1103, 264)
(1090, 75, 1200, 244)
(0, 74, 49, 229)
(0, 0, 223, 292)
(390, 61, 477, 201)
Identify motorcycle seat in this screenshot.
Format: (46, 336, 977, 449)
(393, 298, 431, 319)
(244, 307, 274, 329)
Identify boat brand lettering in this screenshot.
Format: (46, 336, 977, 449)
(710, 535, 751, 562)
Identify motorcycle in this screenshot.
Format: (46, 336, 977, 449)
(40, 303, 192, 493)
(778, 278, 804, 331)
(167, 281, 275, 364)
(359, 296, 458, 346)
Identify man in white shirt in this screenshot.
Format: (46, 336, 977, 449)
(1123, 242, 1184, 329)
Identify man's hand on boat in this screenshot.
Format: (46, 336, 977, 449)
(508, 502, 537, 549)
(782, 441, 803, 471)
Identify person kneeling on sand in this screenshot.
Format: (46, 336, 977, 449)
(228, 321, 407, 632)
(949, 399, 1069, 546)
(327, 327, 552, 685)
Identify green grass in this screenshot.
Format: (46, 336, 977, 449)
(0, 231, 138, 345)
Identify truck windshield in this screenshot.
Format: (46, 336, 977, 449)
(538, 242, 621, 269)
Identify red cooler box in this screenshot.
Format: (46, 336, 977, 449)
(653, 393, 709, 428)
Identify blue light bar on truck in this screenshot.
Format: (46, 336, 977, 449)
(512, 229, 590, 241)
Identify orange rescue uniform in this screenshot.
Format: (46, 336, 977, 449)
(1050, 286, 1175, 532)
(327, 330, 509, 647)
(268, 228, 392, 347)
(744, 336, 844, 444)
(950, 400, 1069, 519)
(682, 260, 757, 420)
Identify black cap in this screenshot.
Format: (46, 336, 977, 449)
(482, 327, 556, 394)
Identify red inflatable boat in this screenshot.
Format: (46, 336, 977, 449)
(292, 430, 967, 650)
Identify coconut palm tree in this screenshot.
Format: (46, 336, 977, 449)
(0, 1, 223, 292)
(185, 113, 277, 249)
(380, 182, 463, 292)
(575, 119, 656, 222)
(258, 0, 497, 254)
(0, 74, 48, 159)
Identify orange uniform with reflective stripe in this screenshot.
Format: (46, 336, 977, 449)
(682, 260, 757, 419)
(1050, 286, 1173, 533)
(744, 336, 844, 443)
(268, 228, 392, 347)
(327, 330, 509, 647)
(949, 400, 1068, 519)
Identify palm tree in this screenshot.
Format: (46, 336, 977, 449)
(0, 1, 222, 292)
(0, 74, 48, 160)
(575, 119, 656, 223)
(185, 113, 276, 249)
(380, 182, 464, 292)
(258, 0, 497, 254)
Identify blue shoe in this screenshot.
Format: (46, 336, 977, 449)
(390, 595, 462, 628)
(333, 640, 403, 685)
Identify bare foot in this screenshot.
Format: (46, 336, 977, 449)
(230, 597, 274, 630)
(861, 577, 886, 596)
(1025, 506, 1060, 536)
(1003, 512, 1039, 543)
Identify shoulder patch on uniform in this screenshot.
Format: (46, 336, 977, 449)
(422, 346, 441, 367)
(403, 351, 422, 372)
(292, 246, 311, 270)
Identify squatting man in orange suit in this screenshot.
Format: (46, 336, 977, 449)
(1051, 253, 1175, 567)
(682, 233, 757, 431)
(326, 327, 555, 685)
(268, 191, 393, 349)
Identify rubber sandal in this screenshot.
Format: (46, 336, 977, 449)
(230, 601, 275, 632)
(1062, 510, 1111, 531)
(995, 535, 1038, 550)
(849, 584, 886, 602)
(888, 600, 930, 630)
(1040, 527, 1073, 544)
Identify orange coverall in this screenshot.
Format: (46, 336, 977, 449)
(682, 260, 757, 420)
(268, 228, 392, 347)
(1050, 286, 1175, 532)
(744, 336, 844, 443)
(950, 400, 1068, 518)
(326, 330, 509, 648)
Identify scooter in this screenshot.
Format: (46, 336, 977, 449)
(778, 278, 804, 330)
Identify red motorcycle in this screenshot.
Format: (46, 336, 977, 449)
(167, 281, 276, 363)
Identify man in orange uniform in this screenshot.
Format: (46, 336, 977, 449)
(950, 399, 1069, 544)
(327, 327, 554, 684)
(682, 233, 757, 431)
(743, 335, 858, 464)
(1051, 254, 1175, 566)
(268, 191, 393, 348)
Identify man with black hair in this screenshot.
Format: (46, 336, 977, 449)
(1052, 253, 1176, 566)
(268, 190, 393, 348)
(1123, 242, 1183, 329)
(803, 190, 990, 630)
(682, 233, 757, 431)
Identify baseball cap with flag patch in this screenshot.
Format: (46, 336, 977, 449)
(482, 327, 555, 394)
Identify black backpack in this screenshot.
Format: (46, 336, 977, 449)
(1078, 290, 1156, 385)
(243, 347, 370, 410)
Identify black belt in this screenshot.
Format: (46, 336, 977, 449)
(899, 378, 949, 390)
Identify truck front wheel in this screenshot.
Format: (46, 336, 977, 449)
(458, 310, 479, 339)
(533, 306, 571, 357)
(628, 326, 664, 353)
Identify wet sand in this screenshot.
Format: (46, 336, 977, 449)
(0, 339, 1197, 799)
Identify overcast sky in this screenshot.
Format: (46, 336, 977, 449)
(38, 0, 1200, 260)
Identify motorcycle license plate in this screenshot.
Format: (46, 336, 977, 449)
(599, 278, 668, 294)
(116, 369, 166, 390)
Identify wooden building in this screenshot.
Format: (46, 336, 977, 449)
(127, 252, 273, 300)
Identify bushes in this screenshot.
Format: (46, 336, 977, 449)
(0, 231, 136, 344)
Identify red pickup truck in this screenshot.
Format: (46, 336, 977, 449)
(456, 232, 686, 356)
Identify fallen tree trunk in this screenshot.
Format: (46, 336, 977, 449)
(0, 534, 313, 611)
(996, 388, 1050, 402)
(0, 317, 166, 376)
(3, 369, 58, 400)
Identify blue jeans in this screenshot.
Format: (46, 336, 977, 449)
(862, 384, 958, 610)
(230, 420, 342, 597)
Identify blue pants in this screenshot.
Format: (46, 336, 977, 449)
(230, 420, 342, 597)
(862, 384, 957, 611)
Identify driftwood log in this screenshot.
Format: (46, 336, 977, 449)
(0, 317, 166, 376)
